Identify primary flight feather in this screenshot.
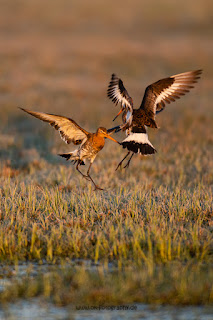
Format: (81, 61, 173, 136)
(107, 70, 202, 169)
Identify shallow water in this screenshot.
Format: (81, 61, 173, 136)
(0, 301, 213, 320)
(0, 263, 212, 320)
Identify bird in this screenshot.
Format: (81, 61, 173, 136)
(107, 70, 202, 170)
(20, 108, 119, 190)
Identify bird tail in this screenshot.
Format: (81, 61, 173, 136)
(58, 151, 85, 165)
(121, 133, 157, 155)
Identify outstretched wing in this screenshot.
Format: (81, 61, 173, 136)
(107, 74, 133, 112)
(20, 108, 89, 145)
(140, 70, 202, 119)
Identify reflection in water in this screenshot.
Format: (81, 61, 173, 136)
(0, 263, 213, 319)
(0, 301, 213, 320)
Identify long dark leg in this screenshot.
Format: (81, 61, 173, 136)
(76, 161, 90, 181)
(123, 153, 134, 169)
(115, 152, 130, 171)
(87, 163, 104, 191)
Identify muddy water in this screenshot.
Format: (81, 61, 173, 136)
(0, 301, 213, 320)
(0, 263, 212, 320)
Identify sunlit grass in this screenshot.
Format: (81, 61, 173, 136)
(0, 107, 212, 305)
(0, 175, 212, 265)
(0, 0, 212, 308)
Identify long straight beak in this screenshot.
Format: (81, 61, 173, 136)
(113, 108, 123, 121)
(107, 125, 122, 134)
(104, 133, 120, 144)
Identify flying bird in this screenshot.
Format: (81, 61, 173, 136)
(20, 108, 119, 190)
(107, 70, 202, 169)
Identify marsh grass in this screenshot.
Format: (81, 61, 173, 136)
(0, 163, 212, 305)
(0, 177, 212, 265)
(0, 0, 212, 307)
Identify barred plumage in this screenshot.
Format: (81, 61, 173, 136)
(20, 108, 119, 190)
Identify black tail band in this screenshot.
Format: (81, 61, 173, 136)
(122, 142, 156, 155)
(58, 153, 71, 160)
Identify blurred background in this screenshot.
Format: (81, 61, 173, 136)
(0, 2, 212, 316)
(0, 0, 212, 170)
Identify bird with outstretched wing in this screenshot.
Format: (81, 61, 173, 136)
(20, 108, 119, 190)
(107, 70, 202, 169)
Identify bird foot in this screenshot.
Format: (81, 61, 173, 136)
(115, 162, 123, 171)
(83, 174, 91, 181)
(123, 161, 130, 169)
(93, 185, 104, 191)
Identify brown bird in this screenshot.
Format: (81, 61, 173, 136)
(20, 108, 119, 190)
(107, 70, 202, 169)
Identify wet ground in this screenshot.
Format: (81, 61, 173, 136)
(0, 263, 213, 320)
(0, 301, 213, 320)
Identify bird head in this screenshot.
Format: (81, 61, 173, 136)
(97, 127, 119, 144)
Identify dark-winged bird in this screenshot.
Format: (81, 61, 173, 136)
(107, 70, 202, 169)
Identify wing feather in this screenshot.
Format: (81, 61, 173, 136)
(140, 70, 202, 117)
(107, 74, 133, 112)
(20, 108, 88, 145)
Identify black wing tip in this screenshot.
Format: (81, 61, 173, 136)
(195, 69, 203, 75)
(58, 153, 71, 160)
(107, 90, 114, 98)
(191, 69, 203, 80)
(58, 153, 71, 158)
(195, 69, 203, 80)
(58, 154, 85, 166)
(176, 69, 203, 79)
(19, 107, 37, 116)
(19, 107, 28, 112)
(111, 73, 117, 80)
(190, 69, 202, 75)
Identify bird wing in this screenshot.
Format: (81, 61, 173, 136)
(107, 73, 134, 112)
(140, 70, 202, 119)
(20, 108, 89, 145)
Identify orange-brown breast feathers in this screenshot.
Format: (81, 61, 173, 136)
(91, 133, 105, 152)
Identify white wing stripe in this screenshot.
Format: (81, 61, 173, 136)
(155, 76, 197, 106)
(107, 74, 133, 113)
(111, 88, 131, 108)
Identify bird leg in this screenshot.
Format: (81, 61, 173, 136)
(87, 163, 104, 191)
(115, 151, 130, 171)
(76, 161, 90, 181)
(123, 153, 134, 169)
